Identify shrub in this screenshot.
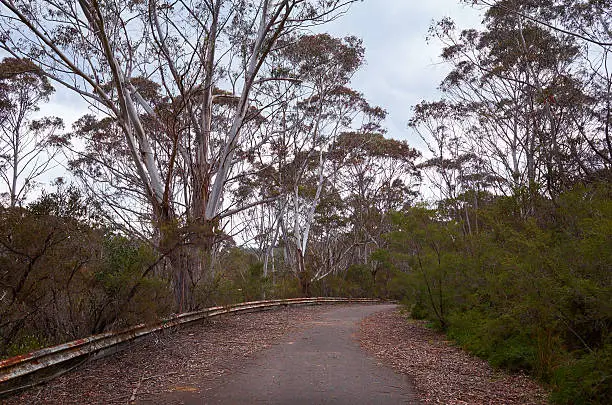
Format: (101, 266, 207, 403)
(551, 342, 612, 405)
(379, 181, 612, 403)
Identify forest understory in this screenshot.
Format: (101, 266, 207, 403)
(0, 0, 610, 403)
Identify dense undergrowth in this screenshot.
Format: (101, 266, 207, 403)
(2, 181, 610, 405)
(380, 181, 612, 405)
(0, 185, 395, 360)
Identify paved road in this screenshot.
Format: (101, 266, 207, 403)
(166, 304, 419, 404)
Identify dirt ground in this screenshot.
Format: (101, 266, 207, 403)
(359, 308, 549, 405)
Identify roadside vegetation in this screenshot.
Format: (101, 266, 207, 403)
(0, 0, 610, 403)
(377, 2, 612, 403)
(382, 182, 611, 404)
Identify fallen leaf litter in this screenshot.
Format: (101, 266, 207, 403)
(358, 308, 549, 405)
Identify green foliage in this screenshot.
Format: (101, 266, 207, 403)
(240, 262, 270, 302)
(5, 333, 49, 358)
(550, 342, 612, 405)
(379, 181, 612, 403)
(0, 188, 172, 358)
(212, 248, 272, 304)
(383, 205, 462, 328)
(447, 311, 538, 372)
(271, 275, 302, 299)
(97, 236, 154, 295)
(311, 265, 374, 298)
(94, 235, 172, 328)
(344, 264, 374, 296)
(195, 272, 240, 307)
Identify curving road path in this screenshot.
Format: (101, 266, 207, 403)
(163, 304, 420, 404)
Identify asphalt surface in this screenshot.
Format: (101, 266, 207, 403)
(164, 304, 419, 404)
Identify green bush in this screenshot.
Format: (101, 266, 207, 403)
(379, 181, 612, 403)
(551, 342, 612, 405)
(5, 333, 49, 358)
(0, 193, 173, 357)
(239, 262, 271, 301)
(271, 275, 302, 299)
(344, 264, 374, 297)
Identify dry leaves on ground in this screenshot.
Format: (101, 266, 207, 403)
(3, 305, 326, 405)
(359, 309, 549, 405)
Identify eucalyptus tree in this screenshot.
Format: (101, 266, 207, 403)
(409, 100, 498, 233)
(275, 86, 379, 295)
(0, 58, 63, 207)
(235, 34, 374, 294)
(458, 0, 612, 184)
(326, 131, 420, 274)
(421, 1, 587, 213)
(465, 0, 612, 47)
(555, 0, 612, 176)
(0, 0, 359, 310)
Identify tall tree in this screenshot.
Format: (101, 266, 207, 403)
(0, 0, 359, 310)
(329, 131, 420, 273)
(0, 57, 63, 207)
(241, 34, 373, 294)
(459, 0, 612, 183)
(421, 3, 590, 211)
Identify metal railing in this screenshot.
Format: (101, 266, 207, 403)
(0, 297, 381, 396)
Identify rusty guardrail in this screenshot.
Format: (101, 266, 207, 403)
(0, 297, 381, 396)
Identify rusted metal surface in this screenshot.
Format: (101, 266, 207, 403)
(0, 297, 380, 396)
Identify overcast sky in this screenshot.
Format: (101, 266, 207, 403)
(39, 0, 484, 152)
(22, 0, 485, 201)
(319, 0, 483, 150)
